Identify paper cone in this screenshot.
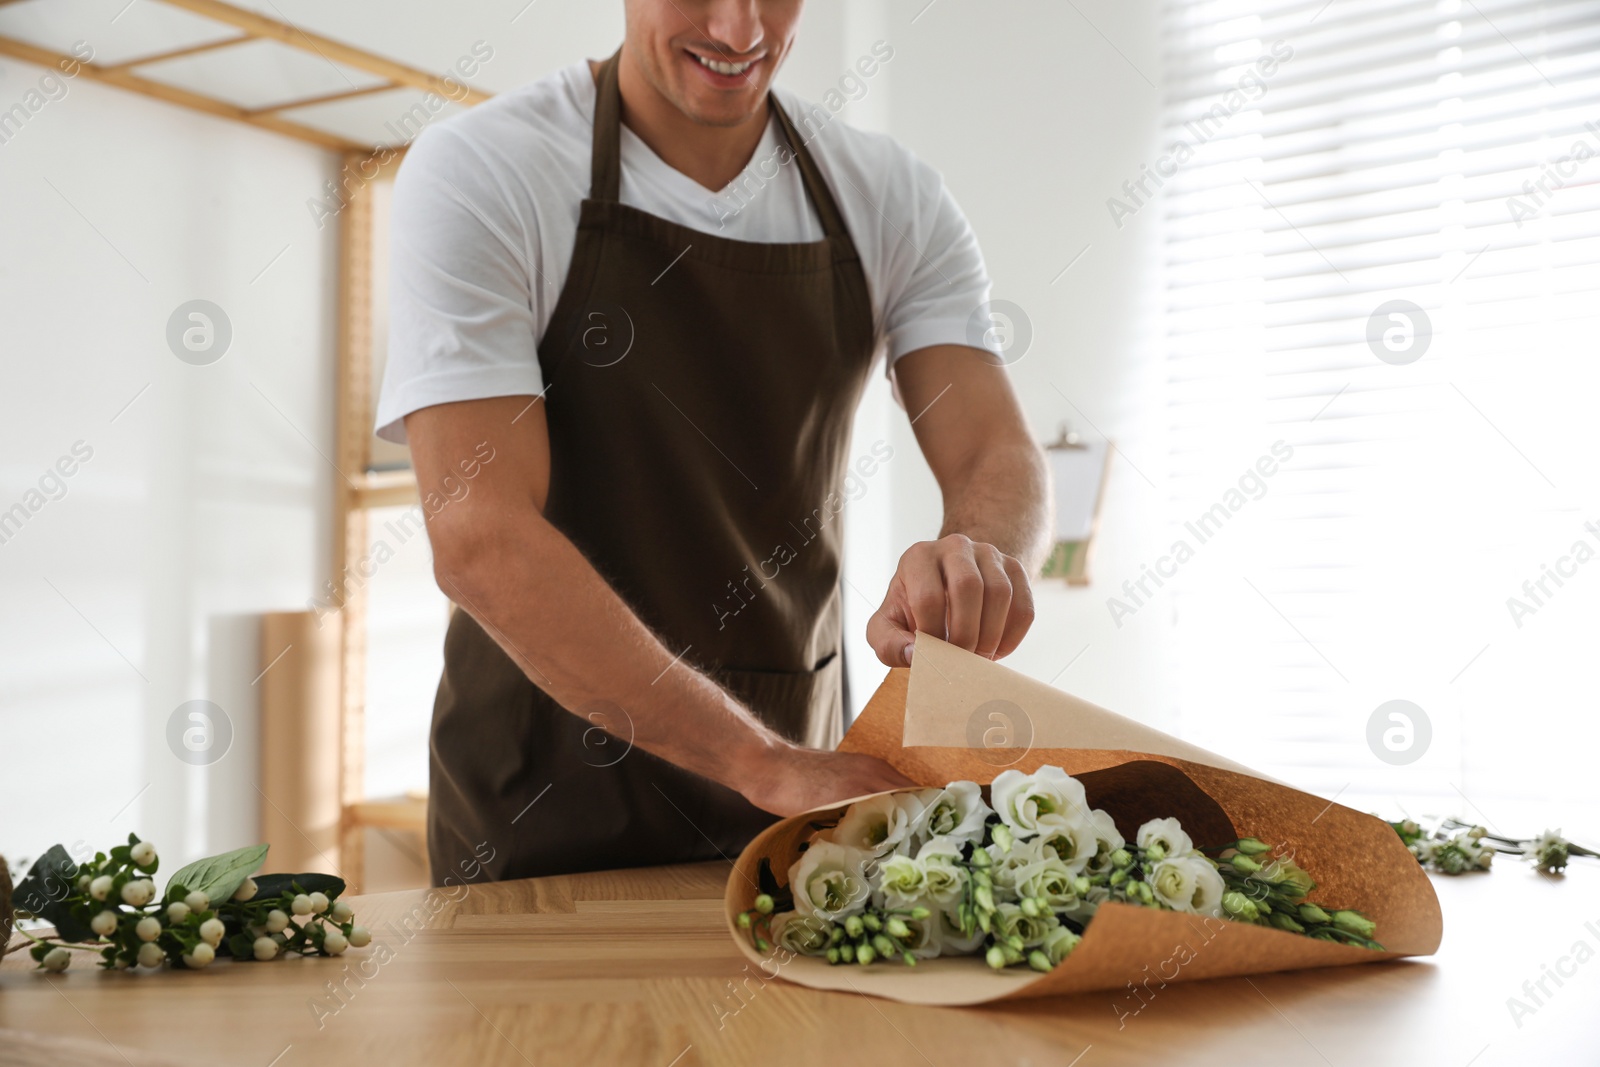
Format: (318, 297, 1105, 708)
(725, 634, 1441, 1004)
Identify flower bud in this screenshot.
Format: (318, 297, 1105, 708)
(130, 841, 157, 869)
(184, 941, 215, 968)
(862, 913, 883, 933)
(1073, 877, 1091, 897)
(166, 902, 191, 924)
(974, 885, 995, 912)
(1236, 838, 1272, 855)
(1298, 903, 1330, 924)
(137, 942, 165, 968)
(1222, 891, 1253, 917)
(844, 915, 864, 939)
(1110, 849, 1133, 870)
(185, 891, 211, 913)
(89, 875, 114, 901)
(909, 906, 931, 920)
(252, 936, 278, 961)
(1020, 898, 1039, 918)
(1144, 843, 1166, 862)
(233, 878, 259, 902)
(736, 912, 751, 929)
(872, 934, 895, 958)
(348, 926, 372, 948)
(969, 848, 992, 869)
(90, 910, 120, 937)
(291, 894, 314, 917)
(1230, 854, 1262, 874)
(991, 825, 1015, 854)
(135, 916, 162, 942)
(1028, 950, 1052, 973)
(985, 945, 1006, 970)
(903, 952, 917, 967)
(839, 944, 855, 963)
(1331, 910, 1376, 938)
(886, 918, 911, 939)
(42, 947, 72, 972)
(857, 944, 876, 965)
(828, 926, 845, 946)
(826, 947, 841, 965)
(1268, 911, 1305, 933)
(753, 938, 770, 952)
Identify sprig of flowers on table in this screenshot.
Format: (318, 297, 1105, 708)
(1387, 817, 1595, 876)
(8, 837, 371, 973)
(735, 766, 1382, 973)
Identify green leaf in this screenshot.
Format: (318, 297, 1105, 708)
(251, 872, 345, 900)
(14, 844, 95, 942)
(224, 932, 254, 959)
(163, 844, 269, 906)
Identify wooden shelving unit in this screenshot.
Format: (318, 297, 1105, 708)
(0, 0, 488, 891)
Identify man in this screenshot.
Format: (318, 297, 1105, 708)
(376, 0, 1050, 886)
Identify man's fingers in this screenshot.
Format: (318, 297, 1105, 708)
(940, 540, 986, 652)
(994, 555, 1036, 659)
(974, 547, 1014, 658)
(902, 546, 948, 642)
(866, 603, 916, 667)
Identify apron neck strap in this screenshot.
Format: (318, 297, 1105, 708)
(590, 48, 851, 241)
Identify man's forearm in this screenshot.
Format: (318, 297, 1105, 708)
(938, 438, 1053, 574)
(433, 508, 787, 793)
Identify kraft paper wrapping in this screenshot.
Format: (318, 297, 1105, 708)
(724, 634, 1442, 1005)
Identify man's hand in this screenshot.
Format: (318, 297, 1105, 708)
(737, 744, 915, 817)
(867, 533, 1036, 667)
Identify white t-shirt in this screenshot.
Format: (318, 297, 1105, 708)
(375, 61, 994, 444)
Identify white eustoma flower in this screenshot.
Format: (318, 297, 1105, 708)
(770, 911, 831, 957)
(1015, 853, 1080, 911)
(897, 914, 942, 960)
(987, 834, 1050, 897)
(1149, 855, 1226, 916)
(1186, 856, 1226, 917)
(931, 908, 986, 956)
(1137, 817, 1195, 859)
(989, 766, 1092, 839)
(916, 837, 968, 907)
(789, 840, 872, 921)
(875, 853, 927, 908)
(1083, 809, 1126, 876)
(825, 792, 925, 857)
(1039, 817, 1101, 876)
(909, 781, 992, 850)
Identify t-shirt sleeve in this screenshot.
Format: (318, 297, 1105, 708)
(876, 152, 995, 367)
(374, 124, 543, 445)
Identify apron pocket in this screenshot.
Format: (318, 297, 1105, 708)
(713, 652, 842, 750)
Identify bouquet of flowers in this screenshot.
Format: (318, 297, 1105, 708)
(7, 837, 370, 973)
(1389, 817, 1595, 876)
(736, 766, 1381, 974)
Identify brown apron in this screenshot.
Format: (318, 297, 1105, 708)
(426, 50, 878, 885)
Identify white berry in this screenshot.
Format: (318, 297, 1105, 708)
(232, 877, 258, 902)
(183, 942, 215, 968)
(198, 918, 226, 946)
(329, 901, 354, 924)
(347, 926, 371, 948)
(135, 916, 162, 942)
(184, 890, 211, 913)
(322, 930, 348, 955)
(166, 902, 191, 924)
(252, 936, 278, 961)
(120, 880, 154, 907)
(307, 892, 329, 914)
(137, 942, 165, 968)
(291, 894, 314, 916)
(90, 911, 120, 937)
(42, 947, 71, 972)
(264, 909, 289, 934)
(89, 875, 114, 901)
(129, 841, 157, 868)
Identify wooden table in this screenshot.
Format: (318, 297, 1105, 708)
(2, 858, 1594, 1066)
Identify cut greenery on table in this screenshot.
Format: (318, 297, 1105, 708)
(7, 836, 370, 973)
(1387, 818, 1594, 876)
(735, 765, 1382, 973)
